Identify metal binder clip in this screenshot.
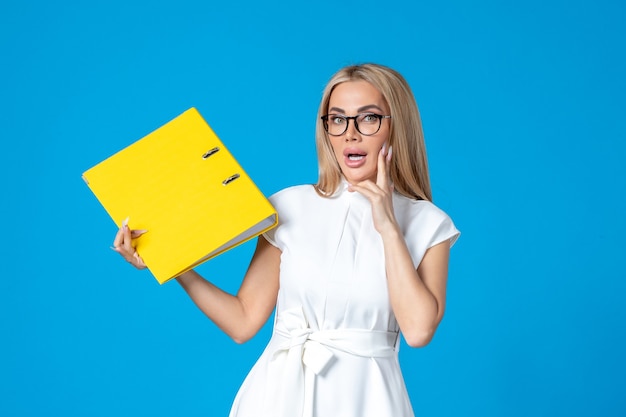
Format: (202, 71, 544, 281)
(222, 173, 240, 185)
(202, 147, 220, 159)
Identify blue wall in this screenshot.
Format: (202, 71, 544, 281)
(2, 1, 625, 416)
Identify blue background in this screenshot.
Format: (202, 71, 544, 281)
(2, 0, 625, 416)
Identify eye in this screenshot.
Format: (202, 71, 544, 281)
(359, 113, 380, 124)
(330, 115, 347, 125)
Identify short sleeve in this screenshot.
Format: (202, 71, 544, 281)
(260, 186, 309, 250)
(262, 192, 282, 249)
(395, 198, 460, 267)
(429, 214, 460, 249)
(262, 223, 279, 248)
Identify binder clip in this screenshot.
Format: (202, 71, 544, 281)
(222, 173, 240, 185)
(202, 147, 220, 159)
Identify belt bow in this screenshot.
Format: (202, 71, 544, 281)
(265, 307, 398, 417)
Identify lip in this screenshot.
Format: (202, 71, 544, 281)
(343, 147, 367, 168)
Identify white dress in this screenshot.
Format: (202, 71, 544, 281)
(229, 183, 460, 417)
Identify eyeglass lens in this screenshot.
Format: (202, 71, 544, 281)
(324, 114, 383, 136)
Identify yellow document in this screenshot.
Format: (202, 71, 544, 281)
(83, 108, 278, 284)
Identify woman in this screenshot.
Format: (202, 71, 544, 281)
(113, 63, 460, 417)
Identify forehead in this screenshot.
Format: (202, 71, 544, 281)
(328, 80, 387, 111)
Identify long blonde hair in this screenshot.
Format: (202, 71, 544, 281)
(314, 63, 432, 201)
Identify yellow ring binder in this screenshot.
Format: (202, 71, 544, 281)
(82, 108, 278, 284)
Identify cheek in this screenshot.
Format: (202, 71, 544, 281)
(371, 136, 388, 154)
(329, 140, 343, 158)
(379, 128, 391, 143)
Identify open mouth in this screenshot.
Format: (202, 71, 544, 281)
(343, 149, 367, 168)
(347, 153, 365, 161)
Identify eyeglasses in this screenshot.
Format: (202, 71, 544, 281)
(321, 113, 391, 136)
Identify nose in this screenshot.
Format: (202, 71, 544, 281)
(344, 119, 360, 142)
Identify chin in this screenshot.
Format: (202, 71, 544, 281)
(339, 162, 377, 184)
(343, 171, 376, 184)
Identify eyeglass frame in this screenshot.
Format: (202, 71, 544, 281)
(320, 113, 392, 136)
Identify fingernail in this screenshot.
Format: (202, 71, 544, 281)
(387, 146, 393, 161)
(122, 216, 129, 229)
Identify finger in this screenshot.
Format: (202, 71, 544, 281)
(111, 244, 146, 269)
(376, 145, 390, 191)
(122, 222, 135, 252)
(112, 216, 130, 248)
(112, 226, 125, 249)
(131, 229, 148, 238)
(132, 252, 147, 269)
(376, 145, 386, 186)
(385, 145, 393, 192)
(112, 229, 146, 253)
(348, 181, 381, 201)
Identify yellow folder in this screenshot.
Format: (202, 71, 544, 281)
(82, 108, 278, 284)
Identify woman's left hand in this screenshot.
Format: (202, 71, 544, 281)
(348, 144, 398, 235)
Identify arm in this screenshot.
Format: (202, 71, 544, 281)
(176, 236, 280, 344)
(112, 222, 281, 344)
(348, 146, 451, 347)
(378, 226, 450, 347)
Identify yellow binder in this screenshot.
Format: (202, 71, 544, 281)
(82, 108, 278, 284)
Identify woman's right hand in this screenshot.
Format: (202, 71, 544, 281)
(111, 218, 148, 270)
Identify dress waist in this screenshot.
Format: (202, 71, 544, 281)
(273, 321, 399, 361)
(264, 307, 399, 417)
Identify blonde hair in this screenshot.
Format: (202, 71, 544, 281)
(314, 63, 432, 201)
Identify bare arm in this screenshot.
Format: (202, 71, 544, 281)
(176, 237, 281, 343)
(378, 226, 450, 347)
(113, 222, 281, 344)
(348, 146, 451, 347)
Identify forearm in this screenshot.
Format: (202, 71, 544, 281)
(175, 237, 281, 344)
(381, 226, 443, 347)
(176, 270, 252, 343)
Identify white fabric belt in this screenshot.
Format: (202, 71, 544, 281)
(265, 307, 399, 417)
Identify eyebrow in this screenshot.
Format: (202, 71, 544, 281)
(328, 104, 385, 114)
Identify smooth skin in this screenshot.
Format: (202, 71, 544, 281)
(113, 80, 451, 347)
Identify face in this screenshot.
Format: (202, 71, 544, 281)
(326, 80, 391, 184)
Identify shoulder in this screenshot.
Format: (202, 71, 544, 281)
(393, 194, 460, 248)
(269, 184, 317, 202)
(393, 194, 451, 222)
(263, 184, 320, 249)
(267, 184, 326, 220)
(268, 184, 319, 211)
